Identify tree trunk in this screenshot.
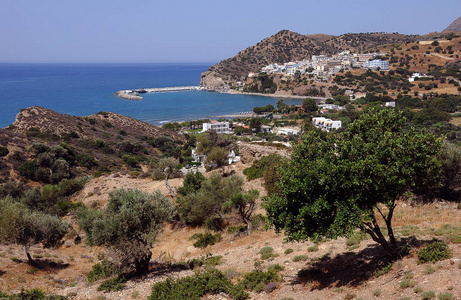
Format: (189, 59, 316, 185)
(164, 175, 175, 197)
(134, 252, 152, 275)
(25, 244, 37, 266)
(363, 214, 397, 258)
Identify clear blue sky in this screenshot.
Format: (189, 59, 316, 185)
(2, 0, 460, 63)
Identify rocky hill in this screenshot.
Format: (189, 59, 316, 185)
(443, 16, 461, 32)
(0, 107, 183, 182)
(200, 30, 419, 89)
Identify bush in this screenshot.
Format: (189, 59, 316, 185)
(0, 146, 8, 157)
(87, 259, 116, 283)
(149, 269, 248, 300)
(292, 255, 308, 262)
(438, 293, 454, 300)
(97, 275, 126, 292)
(418, 242, 451, 264)
(421, 290, 436, 299)
(190, 232, 221, 248)
(399, 279, 416, 288)
(238, 269, 281, 292)
(186, 254, 223, 269)
(284, 248, 293, 255)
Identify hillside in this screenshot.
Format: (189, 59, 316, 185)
(200, 30, 419, 89)
(443, 16, 461, 32)
(0, 106, 183, 182)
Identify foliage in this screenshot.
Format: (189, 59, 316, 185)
(0, 288, 67, 299)
(77, 188, 176, 275)
(176, 171, 206, 197)
(263, 109, 442, 256)
(421, 291, 436, 299)
(438, 142, 461, 200)
(177, 172, 244, 227)
(205, 147, 228, 171)
(302, 98, 318, 112)
(238, 269, 281, 292)
(149, 268, 248, 300)
(97, 275, 126, 292)
(0, 197, 69, 264)
(224, 189, 259, 233)
(186, 253, 223, 269)
(0, 146, 9, 157)
(417, 242, 451, 264)
(87, 259, 117, 283)
(190, 233, 222, 248)
(243, 154, 282, 181)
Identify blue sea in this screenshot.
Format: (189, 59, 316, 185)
(0, 63, 303, 128)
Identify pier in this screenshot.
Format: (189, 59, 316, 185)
(116, 86, 202, 100)
(140, 86, 201, 93)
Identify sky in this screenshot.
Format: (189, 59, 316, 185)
(2, 0, 461, 63)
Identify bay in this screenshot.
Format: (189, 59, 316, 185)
(0, 63, 303, 128)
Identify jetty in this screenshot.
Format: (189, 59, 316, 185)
(116, 86, 202, 100)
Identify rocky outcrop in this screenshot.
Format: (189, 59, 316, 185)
(239, 142, 291, 165)
(199, 71, 226, 90)
(443, 16, 461, 32)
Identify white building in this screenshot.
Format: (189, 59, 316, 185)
(202, 121, 232, 134)
(277, 127, 299, 135)
(364, 59, 390, 70)
(313, 117, 341, 132)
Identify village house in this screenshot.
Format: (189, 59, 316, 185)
(202, 121, 232, 134)
(312, 117, 342, 132)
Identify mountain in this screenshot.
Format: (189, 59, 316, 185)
(443, 16, 461, 32)
(200, 30, 419, 89)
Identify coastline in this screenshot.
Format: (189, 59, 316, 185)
(221, 90, 327, 100)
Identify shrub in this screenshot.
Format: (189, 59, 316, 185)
(97, 275, 126, 292)
(186, 254, 222, 269)
(284, 248, 293, 255)
(307, 244, 319, 252)
(267, 263, 284, 273)
(87, 259, 116, 283)
(190, 233, 221, 249)
(238, 269, 281, 292)
(149, 269, 248, 300)
(438, 293, 453, 300)
(421, 290, 436, 299)
(292, 255, 308, 262)
(0, 147, 8, 157)
(414, 286, 423, 293)
(373, 289, 382, 297)
(399, 279, 416, 288)
(418, 242, 451, 264)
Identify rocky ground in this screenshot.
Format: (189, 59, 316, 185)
(1, 162, 461, 299)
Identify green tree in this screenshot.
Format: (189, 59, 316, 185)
(77, 189, 176, 274)
(225, 189, 259, 233)
(276, 99, 289, 113)
(0, 197, 69, 265)
(439, 142, 461, 200)
(177, 172, 244, 227)
(264, 109, 441, 256)
(302, 98, 318, 112)
(205, 147, 229, 172)
(177, 171, 206, 197)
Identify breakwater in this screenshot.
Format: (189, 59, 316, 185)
(116, 90, 143, 100)
(116, 86, 201, 100)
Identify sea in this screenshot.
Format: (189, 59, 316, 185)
(0, 63, 304, 128)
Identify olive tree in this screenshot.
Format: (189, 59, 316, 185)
(0, 197, 69, 265)
(225, 189, 259, 233)
(264, 109, 441, 256)
(153, 157, 179, 197)
(77, 188, 176, 275)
